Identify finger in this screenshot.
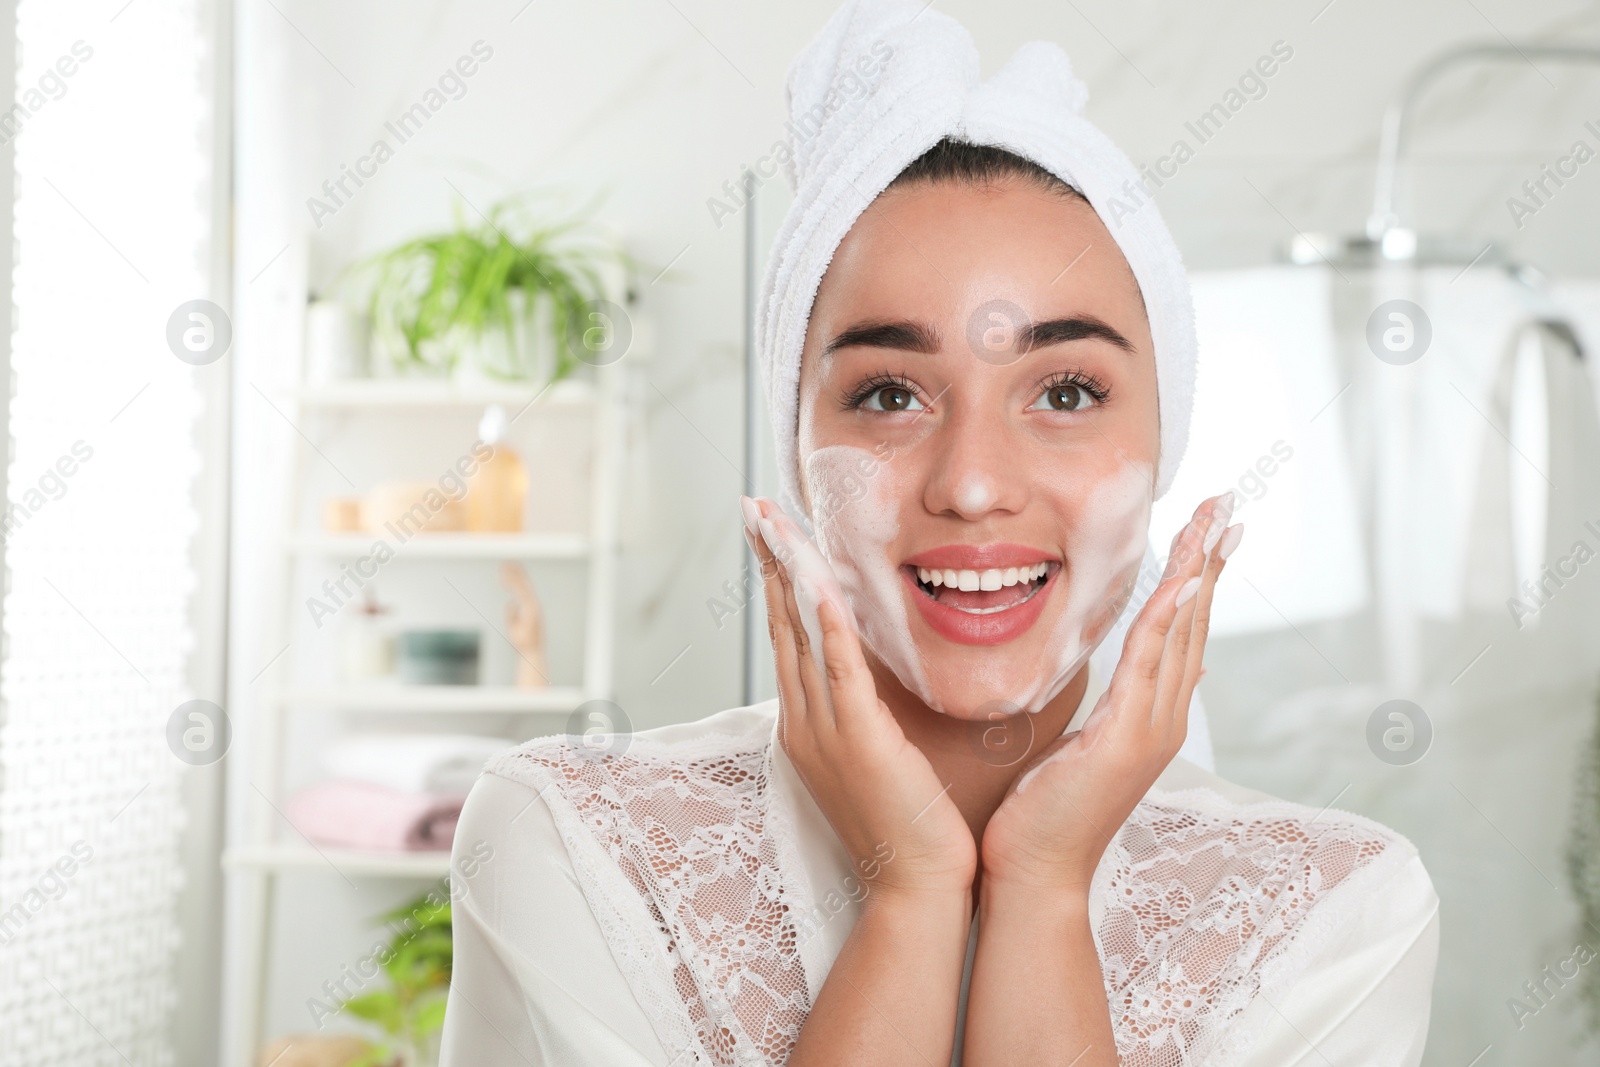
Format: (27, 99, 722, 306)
(755, 502, 845, 727)
(1012, 727, 1086, 797)
(1163, 491, 1224, 579)
(796, 572, 883, 742)
(1152, 493, 1234, 731)
(1170, 521, 1242, 745)
(1101, 511, 1211, 743)
(743, 497, 811, 731)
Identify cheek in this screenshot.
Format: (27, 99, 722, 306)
(803, 445, 900, 572)
(803, 445, 944, 706)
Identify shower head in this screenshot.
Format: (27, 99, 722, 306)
(1282, 230, 1506, 270)
(1282, 42, 1600, 270)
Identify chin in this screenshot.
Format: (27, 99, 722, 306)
(921, 679, 1047, 721)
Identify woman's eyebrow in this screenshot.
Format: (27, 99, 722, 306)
(823, 319, 941, 356)
(1021, 316, 1135, 353)
(823, 315, 1133, 357)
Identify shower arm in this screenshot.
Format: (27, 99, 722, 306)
(1366, 43, 1600, 241)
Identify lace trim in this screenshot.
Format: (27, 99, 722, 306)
(494, 725, 1410, 1067)
(1097, 784, 1407, 1066)
(489, 725, 810, 1067)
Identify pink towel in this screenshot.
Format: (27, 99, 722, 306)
(284, 779, 466, 852)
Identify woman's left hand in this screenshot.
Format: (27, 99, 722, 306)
(979, 492, 1241, 896)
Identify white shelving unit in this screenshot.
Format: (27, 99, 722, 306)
(285, 531, 592, 559)
(220, 360, 627, 1066)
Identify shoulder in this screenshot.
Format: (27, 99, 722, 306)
(1143, 756, 1431, 880)
(1100, 758, 1440, 1062)
(484, 698, 780, 787)
(467, 700, 783, 849)
(1126, 756, 1436, 923)
(1101, 757, 1438, 1059)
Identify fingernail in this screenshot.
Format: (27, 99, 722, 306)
(1217, 522, 1244, 561)
(1176, 576, 1201, 606)
(740, 495, 760, 534)
(1216, 489, 1237, 526)
(757, 515, 781, 545)
(1202, 515, 1225, 554)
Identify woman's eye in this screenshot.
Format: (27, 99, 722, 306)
(862, 385, 923, 412)
(1030, 382, 1096, 412)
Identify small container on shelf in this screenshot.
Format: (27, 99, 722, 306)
(362, 480, 468, 535)
(303, 297, 369, 383)
(322, 496, 363, 533)
(340, 592, 395, 683)
(466, 404, 528, 532)
(397, 629, 481, 685)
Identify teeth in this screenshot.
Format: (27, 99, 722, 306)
(916, 563, 1052, 590)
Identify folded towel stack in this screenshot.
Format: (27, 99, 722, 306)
(323, 732, 508, 794)
(285, 733, 508, 852)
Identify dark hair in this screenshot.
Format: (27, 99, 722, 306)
(887, 137, 1087, 203)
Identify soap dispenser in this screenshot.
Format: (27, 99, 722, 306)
(467, 404, 529, 532)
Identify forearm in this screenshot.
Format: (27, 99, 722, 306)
(962, 882, 1118, 1066)
(789, 888, 971, 1066)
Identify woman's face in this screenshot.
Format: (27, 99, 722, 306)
(795, 177, 1160, 720)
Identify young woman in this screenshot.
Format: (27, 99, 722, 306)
(439, 4, 1438, 1065)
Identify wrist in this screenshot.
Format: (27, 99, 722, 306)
(861, 881, 972, 926)
(979, 875, 1092, 927)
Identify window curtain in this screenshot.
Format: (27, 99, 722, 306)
(0, 1, 215, 1062)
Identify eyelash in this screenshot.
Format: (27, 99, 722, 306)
(1036, 369, 1111, 407)
(840, 371, 921, 411)
(839, 369, 1111, 411)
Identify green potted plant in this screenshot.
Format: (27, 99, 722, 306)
(339, 892, 455, 1067)
(360, 192, 633, 385)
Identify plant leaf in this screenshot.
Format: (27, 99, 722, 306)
(342, 990, 404, 1034)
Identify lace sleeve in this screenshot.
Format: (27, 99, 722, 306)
(438, 772, 673, 1067)
(1096, 787, 1433, 1067)
(487, 726, 814, 1067)
(1229, 846, 1438, 1066)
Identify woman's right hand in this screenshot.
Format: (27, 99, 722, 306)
(743, 495, 977, 903)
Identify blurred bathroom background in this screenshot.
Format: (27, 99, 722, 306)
(1, 0, 1599, 1064)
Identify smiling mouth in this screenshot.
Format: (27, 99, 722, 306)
(908, 563, 1057, 615)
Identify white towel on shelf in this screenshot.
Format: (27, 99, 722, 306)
(321, 733, 509, 795)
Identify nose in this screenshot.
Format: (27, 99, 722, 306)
(921, 391, 1028, 521)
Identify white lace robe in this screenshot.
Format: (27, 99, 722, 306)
(439, 666, 1439, 1066)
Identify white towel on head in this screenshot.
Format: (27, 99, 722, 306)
(756, 0, 1199, 526)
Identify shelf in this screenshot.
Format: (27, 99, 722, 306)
(288, 376, 597, 409)
(223, 843, 452, 879)
(287, 532, 589, 559)
(283, 684, 585, 713)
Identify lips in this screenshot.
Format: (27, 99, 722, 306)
(901, 543, 1059, 646)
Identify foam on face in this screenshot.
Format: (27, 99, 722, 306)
(995, 461, 1150, 712)
(801, 445, 936, 706)
(802, 444, 1152, 717)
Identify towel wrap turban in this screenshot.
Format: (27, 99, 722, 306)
(755, 0, 1199, 523)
